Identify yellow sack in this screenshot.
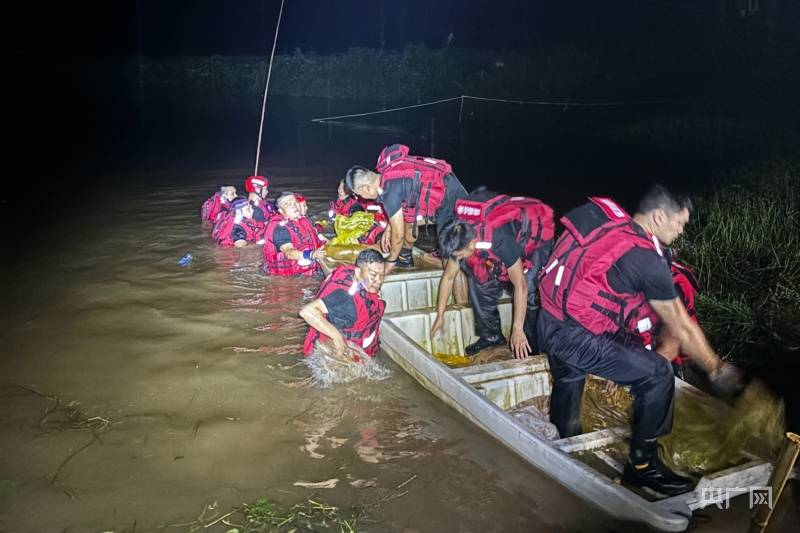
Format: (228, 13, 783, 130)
(329, 212, 375, 245)
(324, 243, 367, 263)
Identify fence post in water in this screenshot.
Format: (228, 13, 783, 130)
(748, 432, 800, 533)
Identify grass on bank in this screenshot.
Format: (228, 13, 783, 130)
(675, 159, 800, 361)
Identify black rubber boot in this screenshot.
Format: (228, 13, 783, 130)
(465, 335, 507, 356)
(622, 439, 693, 496)
(396, 248, 414, 269)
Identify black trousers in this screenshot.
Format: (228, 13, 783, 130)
(537, 311, 675, 441)
(466, 244, 551, 348)
(466, 264, 540, 350)
(435, 173, 468, 234)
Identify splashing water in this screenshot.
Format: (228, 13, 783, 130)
(303, 341, 392, 388)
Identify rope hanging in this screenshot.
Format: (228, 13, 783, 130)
(253, 0, 286, 176)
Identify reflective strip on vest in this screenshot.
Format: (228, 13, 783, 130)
(637, 317, 653, 333)
(475, 241, 492, 250)
(362, 330, 377, 348)
(554, 265, 565, 286)
(545, 258, 559, 273)
(596, 198, 627, 218)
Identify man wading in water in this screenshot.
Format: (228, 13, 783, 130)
(300, 249, 386, 361)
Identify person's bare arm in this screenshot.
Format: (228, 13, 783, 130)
(649, 298, 721, 373)
(280, 242, 303, 261)
(506, 260, 531, 359)
(431, 258, 460, 337)
(299, 298, 346, 355)
(655, 324, 680, 361)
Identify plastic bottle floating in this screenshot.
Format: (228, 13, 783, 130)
(178, 253, 193, 267)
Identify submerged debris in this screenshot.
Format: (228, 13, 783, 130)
(294, 478, 340, 489)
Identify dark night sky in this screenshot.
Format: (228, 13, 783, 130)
(15, 0, 718, 57)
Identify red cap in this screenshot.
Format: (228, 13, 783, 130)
(245, 175, 269, 193)
(295, 193, 306, 203)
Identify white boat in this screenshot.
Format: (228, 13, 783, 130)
(319, 258, 776, 531)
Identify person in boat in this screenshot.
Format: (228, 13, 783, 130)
(201, 185, 237, 223)
(634, 250, 705, 384)
(212, 197, 265, 248)
(300, 249, 386, 360)
(433, 189, 555, 359)
(245, 175, 275, 223)
(328, 178, 390, 250)
(345, 144, 467, 272)
(537, 185, 744, 497)
(262, 192, 326, 276)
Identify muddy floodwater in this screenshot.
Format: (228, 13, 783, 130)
(1, 171, 602, 532)
(1, 159, 796, 531)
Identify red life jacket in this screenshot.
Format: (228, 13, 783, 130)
(670, 259, 701, 365)
(212, 213, 264, 247)
(328, 197, 388, 244)
(376, 144, 452, 223)
(457, 195, 555, 284)
(250, 198, 276, 223)
(202, 192, 225, 223)
(632, 259, 701, 363)
(360, 199, 388, 223)
(328, 196, 361, 219)
(303, 265, 386, 357)
(359, 222, 386, 245)
(358, 200, 389, 244)
(262, 215, 324, 276)
(539, 197, 666, 338)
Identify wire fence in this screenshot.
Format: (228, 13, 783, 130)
(311, 94, 683, 124)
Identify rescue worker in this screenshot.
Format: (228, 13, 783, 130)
(245, 175, 275, 223)
(329, 179, 390, 249)
(262, 192, 326, 276)
(433, 189, 555, 358)
(295, 193, 309, 217)
(537, 185, 743, 496)
(211, 197, 265, 247)
(328, 179, 362, 219)
(201, 185, 237, 223)
(300, 249, 386, 360)
(346, 144, 467, 272)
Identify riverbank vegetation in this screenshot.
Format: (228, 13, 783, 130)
(675, 160, 800, 363)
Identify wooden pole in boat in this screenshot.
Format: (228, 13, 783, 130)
(747, 432, 800, 533)
(253, 0, 286, 177)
